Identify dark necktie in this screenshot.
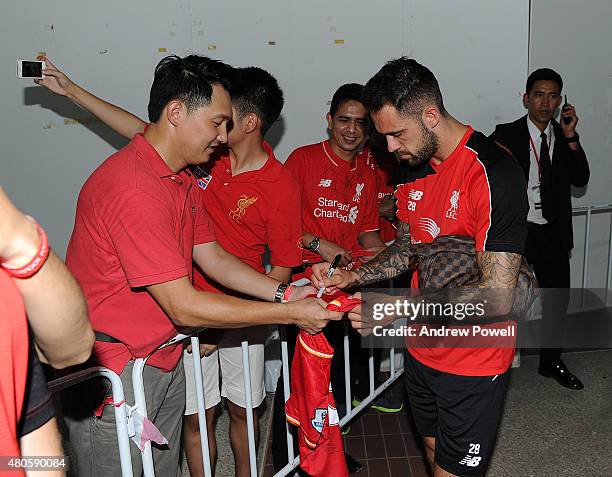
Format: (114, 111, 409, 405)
(539, 132, 554, 221)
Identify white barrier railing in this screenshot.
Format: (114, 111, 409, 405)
(570, 204, 612, 307)
(47, 367, 133, 477)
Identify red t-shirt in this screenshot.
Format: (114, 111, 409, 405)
(285, 331, 348, 477)
(0, 270, 29, 467)
(193, 142, 302, 293)
(66, 133, 216, 374)
(395, 128, 527, 376)
(360, 146, 398, 243)
(285, 141, 379, 263)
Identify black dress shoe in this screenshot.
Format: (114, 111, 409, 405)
(538, 359, 584, 390)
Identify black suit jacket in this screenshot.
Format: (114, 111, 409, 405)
(490, 115, 589, 252)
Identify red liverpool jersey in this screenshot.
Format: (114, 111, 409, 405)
(192, 142, 303, 294)
(285, 331, 348, 477)
(285, 141, 379, 263)
(395, 127, 527, 376)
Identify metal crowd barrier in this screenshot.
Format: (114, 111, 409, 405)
(47, 367, 133, 477)
(571, 204, 612, 306)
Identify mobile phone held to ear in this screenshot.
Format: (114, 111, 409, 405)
(16, 60, 45, 79)
(562, 94, 572, 125)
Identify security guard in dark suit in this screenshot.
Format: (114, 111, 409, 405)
(490, 68, 589, 390)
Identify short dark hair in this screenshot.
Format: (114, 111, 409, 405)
(329, 83, 365, 117)
(229, 67, 284, 135)
(362, 57, 445, 117)
(148, 54, 233, 122)
(526, 68, 563, 94)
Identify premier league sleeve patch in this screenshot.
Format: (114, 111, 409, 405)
(192, 165, 213, 190)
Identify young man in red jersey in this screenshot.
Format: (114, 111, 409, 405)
(38, 55, 340, 476)
(182, 67, 303, 477)
(313, 58, 528, 477)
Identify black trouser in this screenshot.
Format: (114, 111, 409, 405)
(524, 222, 571, 366)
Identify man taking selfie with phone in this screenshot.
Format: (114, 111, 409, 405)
(490, 68, 590, 390)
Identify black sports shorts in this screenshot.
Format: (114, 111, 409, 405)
(403, 351, 509, 477)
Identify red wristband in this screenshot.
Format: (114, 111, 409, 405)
(282, 284, 295, 303)
(2, 222, 50, 279)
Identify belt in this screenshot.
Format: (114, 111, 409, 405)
(94, 331, 123, 344)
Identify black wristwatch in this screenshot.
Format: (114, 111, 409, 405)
(306, 236, 321, 252)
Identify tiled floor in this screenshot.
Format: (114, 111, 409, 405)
(263, 379, 430, 477)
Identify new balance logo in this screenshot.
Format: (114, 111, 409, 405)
(408, 189, 423, 201)
(419, 217, 440, 239)
(459, 455, 482, 467)
(319, 179, 332, 187)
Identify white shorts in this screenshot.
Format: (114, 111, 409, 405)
(184, 327, 266, 415)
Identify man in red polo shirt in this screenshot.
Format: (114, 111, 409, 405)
(37, 57, 309, 476)
(61, 55, 340, 476)
(312, 58, 528, 477)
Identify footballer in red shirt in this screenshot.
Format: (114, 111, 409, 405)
(313, 59, 528, 477)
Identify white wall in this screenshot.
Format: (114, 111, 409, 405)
(529, 0, 612, 287)
(2, 0, 546, 258)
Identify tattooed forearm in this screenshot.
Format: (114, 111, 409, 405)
(476, 250, 522, 289)
(354, 234, 415, 286)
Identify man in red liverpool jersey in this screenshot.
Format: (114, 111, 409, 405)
(183, 67, 303, 477)
(284, 84, 387, 416)
(313, 58, 528, 477)
(285, 83, 385, 268)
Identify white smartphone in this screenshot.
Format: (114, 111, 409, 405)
(16, 60, 45, 79)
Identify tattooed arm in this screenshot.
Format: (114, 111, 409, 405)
(415, 250, 522, 317)
(310, 219, 415, 290)
(352, 220, 414, 286)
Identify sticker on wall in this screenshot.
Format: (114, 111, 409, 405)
(334, 39, 345, 44)
(208, 45, 217, 51)
(158, 47, 167, 53)
(64, 117, 100, 126)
